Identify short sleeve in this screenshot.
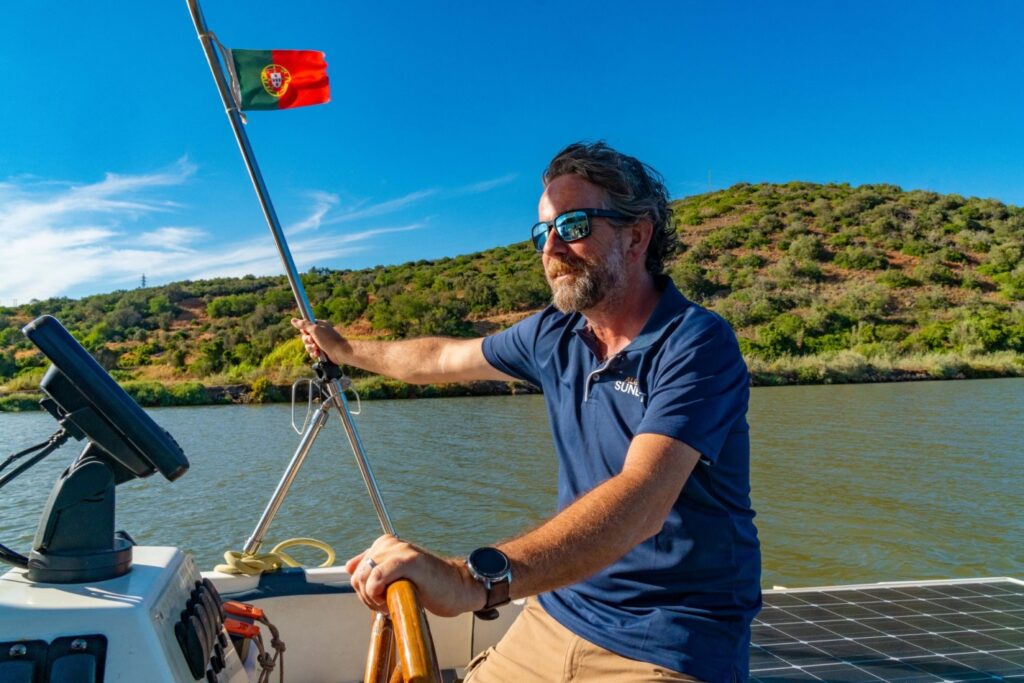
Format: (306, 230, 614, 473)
(636, 315, 749, 464)
(481, 311, 545, 387)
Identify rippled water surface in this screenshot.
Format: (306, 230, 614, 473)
(1, 378, 1020, 588)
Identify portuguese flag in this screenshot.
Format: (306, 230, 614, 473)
(230, 49, 330, 111)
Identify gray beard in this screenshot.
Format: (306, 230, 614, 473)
(547, 247, 626, 313)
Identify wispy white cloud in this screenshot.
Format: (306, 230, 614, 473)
(287, 191, 339, 235)
(323, 188, 438, 226)
(0, 161, 425, 302)
(135, 226, 207, 251)
(0, 163, 508, 303)
(138, 223, 424, 282)
(0, 160, 199, 302)
(0, 159, 194, 238)
(451, 173, 518, 195)
(313, 173, 516, 229)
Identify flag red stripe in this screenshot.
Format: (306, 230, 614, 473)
(270, 49, 330, 110)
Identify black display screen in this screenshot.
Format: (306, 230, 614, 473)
(470, 548, 509, 578)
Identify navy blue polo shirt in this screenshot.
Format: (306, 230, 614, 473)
(482, 277, 761, 683)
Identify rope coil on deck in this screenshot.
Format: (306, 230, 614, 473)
(214, 537, 336, 575)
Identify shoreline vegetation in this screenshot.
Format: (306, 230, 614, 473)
(2, 181, 1022, 413)
(2, 351, 1021, 412)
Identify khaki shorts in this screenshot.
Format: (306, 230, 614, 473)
(463, 597, 704, 683)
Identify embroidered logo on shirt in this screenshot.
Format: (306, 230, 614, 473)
(613, 376, 643, 399)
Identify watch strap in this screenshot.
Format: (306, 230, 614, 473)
(484, 575, 511, 610)
(473, 576, 510, 621)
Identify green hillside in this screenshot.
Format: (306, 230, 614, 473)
(2, 182, 1022, 409)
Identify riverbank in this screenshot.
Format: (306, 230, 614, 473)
(745, 349, 1024, 385)
(2, 350, 1021, 411)
(0, 377, 540, 412)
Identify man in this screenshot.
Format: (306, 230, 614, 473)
(293, 142, 760, 682)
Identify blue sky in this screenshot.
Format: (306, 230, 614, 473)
(1, 1, 1021, 303)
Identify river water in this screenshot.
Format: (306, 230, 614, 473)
(1, 378, 1020, 588)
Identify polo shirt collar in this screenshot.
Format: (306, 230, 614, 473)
(625, 275, 689, 351)
(571, 275, 690, 353)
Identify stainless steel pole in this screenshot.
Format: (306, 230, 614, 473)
(185, 0, 313, 321)
(186, 0, 395, 537)
(243, 397, 333, 554)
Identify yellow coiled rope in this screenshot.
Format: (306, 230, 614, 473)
(214, 537, 336, 576)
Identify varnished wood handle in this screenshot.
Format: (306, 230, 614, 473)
(386, 579, 441, 683)
(364, 611, 396, 683)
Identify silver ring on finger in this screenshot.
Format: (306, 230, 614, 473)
(366, 557, 378, 570)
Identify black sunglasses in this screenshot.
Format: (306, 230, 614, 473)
(530, 209, 630, 252)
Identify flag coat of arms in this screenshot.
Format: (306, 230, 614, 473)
(230, 49, 329, 110)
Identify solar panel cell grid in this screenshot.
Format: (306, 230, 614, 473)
(750, 578, 1024, 682)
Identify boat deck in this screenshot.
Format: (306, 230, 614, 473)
(201, 566, 1023, 682)
(750, 577, 1024, 682)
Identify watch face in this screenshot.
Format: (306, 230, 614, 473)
(469, 547, 510, 579)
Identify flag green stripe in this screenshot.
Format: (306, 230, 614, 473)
(231, 49, 281, 110)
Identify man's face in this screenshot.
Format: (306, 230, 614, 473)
(538, 175, 627, 313)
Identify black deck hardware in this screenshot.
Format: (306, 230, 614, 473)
(176, 580, 227, 680)
(0, 636, 108, 683)
(15, 316, 189, 584)
(750, 578, 1024, 682)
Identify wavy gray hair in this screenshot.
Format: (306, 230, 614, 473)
(542, 141, 677, 275)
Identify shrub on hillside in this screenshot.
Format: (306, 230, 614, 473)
(713, 286, 794, 328)
(935, 246, 968, 263)
(955, 229, 993, 253)
(787, 235, 826, 262)
(168, 381, 208, 405)
(207, 294, 259, 318)
(901, 321, 952, 353)
(703, 226, 746, 250)
(876, 270, 917, 289)
(993, 268, 1024, 301)
(670, 261, 717, 301)
(0, 393, 40, 412)
(834, 283, 894, 320)
(751, 313, 806, 359)
(912, 261, 959, 286)
(0, 351, 15, 381)
(959, 271, 984, 291)
(148, 294, 176, 317)
(779, 221, 811, 249)
(737, 253, 764, 269)
(979, 242, 1022, 275)
(913, 289, 948, 315)
(827, 231, 856, 248)
(676, 204, 702, 226)
(833, 246, 888, 270)
(495, 271, 549, 312)
(122, 381, 172, 406)
(248, 376, 280, 404)
(769, 257, 823, 284)
(262, 339, 309, 370)
(318, 287, 369, 324)
(900, 239, 936, 257)
(757, 214, 784, 234)
(369, 292, 472, 338)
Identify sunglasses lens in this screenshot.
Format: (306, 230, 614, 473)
(555, 211, 590, 242)
(531, 211, 593, 251)
(531, 222, 550, 251)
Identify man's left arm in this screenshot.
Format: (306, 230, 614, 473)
(348, 433, 700, 616)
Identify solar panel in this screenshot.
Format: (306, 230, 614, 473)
(750, 578, 1024, 682)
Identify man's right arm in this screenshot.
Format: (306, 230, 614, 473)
(291, 318, 515, 385)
